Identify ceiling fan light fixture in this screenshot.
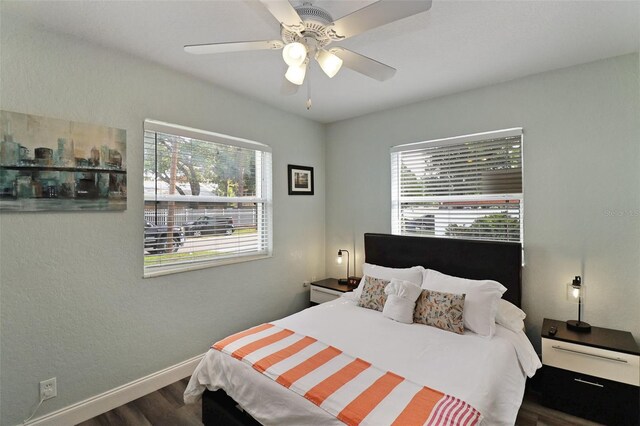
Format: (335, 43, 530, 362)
(285, 63, 307, 85)
(282, 42, 307, 67)
(186, 0, 431, 107)
(316, 49, 343, 78)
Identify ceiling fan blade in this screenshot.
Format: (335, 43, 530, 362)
(259, 0, 304, 30)
(328, 0, 432, 40)
(330, 47, 396, 81)
(184, 40, 283, 55)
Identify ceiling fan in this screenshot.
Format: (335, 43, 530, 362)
(184, 0, 433, 97)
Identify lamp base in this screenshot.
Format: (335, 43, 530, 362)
(566, 320, 591, 332)
(338, 278, 348, 284)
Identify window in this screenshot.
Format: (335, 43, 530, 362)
(143, 120, 272, 277)
(391, 128, 523, 243)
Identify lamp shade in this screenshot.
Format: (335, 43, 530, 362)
(282, 42, 307, 67)
(566, 276, 584, 303)
(566, 282, 581, 302)
(316, 49, 343, 78)
(285, 63, 307, 85)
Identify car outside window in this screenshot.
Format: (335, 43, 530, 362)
(143, 120, 272, 277)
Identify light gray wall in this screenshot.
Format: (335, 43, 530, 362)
(0, 18, 325, 425)
(325, 54, 640, 351)
(1, 11, 638, 426)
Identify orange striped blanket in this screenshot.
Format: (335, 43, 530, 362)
(212, 323, 483, 426)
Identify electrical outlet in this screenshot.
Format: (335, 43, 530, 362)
(40, 377, 57, 400)
(303, 281, 310, 288)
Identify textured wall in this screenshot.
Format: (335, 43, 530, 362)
(0, 17, 325, 425)
(325, 54, 640, 351)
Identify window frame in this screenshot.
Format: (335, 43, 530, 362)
(390, 128, 524, 244)
(143, 119, 273, 278)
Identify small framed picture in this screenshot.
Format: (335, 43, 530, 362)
(288, 164, 314, 195)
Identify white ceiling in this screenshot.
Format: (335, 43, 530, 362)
(3, 0, 639, 123)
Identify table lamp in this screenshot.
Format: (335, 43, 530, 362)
(336, 249, 350, 284)
(566, 276, 591, 332)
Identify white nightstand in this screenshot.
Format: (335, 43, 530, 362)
(540, 318, 640, 425)
(310, 278, 355, 305)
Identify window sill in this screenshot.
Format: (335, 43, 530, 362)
(143, 253, 272, 278)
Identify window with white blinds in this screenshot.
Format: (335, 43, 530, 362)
(391, 128, 523, 243)
(143, 120, 272, 277)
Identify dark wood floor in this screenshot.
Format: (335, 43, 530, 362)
(78, 378, 602, 426)
(516, 392, 602, 426)
(77, 378, 201, 426)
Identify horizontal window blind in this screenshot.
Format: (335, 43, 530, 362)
(143, 120, 272, 277)
(391, 129, 523, 243)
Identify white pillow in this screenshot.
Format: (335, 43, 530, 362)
(421, 269, 506, 337)
(495, 299, 526, 333)
(382, 279, 422, 324)
(354, 263, 424, 299)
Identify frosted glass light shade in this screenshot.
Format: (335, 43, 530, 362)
(282, 42, 307, 67)
(336, 254, 343, 264)
(317, 49, 343, 78)
(285, 63, 307, 85)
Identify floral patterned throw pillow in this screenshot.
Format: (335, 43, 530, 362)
(413, 289, 465, 334)
(358, 276, 390, 312)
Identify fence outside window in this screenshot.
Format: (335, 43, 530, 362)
(143, 119, 272, 277)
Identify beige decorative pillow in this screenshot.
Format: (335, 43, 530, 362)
(421, 269, 505, 337)
(357, 276, 390, 312)
(413, 289, 465, 334)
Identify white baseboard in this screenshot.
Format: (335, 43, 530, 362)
(25, 353, 205, 426)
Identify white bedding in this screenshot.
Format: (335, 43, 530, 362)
(185, 295, 541, 425)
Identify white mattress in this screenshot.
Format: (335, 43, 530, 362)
(185, 296, 540, 425)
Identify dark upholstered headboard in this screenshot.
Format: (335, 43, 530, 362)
(364, 233, 522, 307)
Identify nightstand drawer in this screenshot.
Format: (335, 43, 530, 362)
(542, 338, 639, 386)
(541, 366, 639, 425)
(310, 286, 342, 304)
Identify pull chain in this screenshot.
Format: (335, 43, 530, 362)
(306, 65, 312, 110)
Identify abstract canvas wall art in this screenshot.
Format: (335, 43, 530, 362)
(0, 110, 127, 211)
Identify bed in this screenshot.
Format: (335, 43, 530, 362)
(184, 233, 540, 425)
